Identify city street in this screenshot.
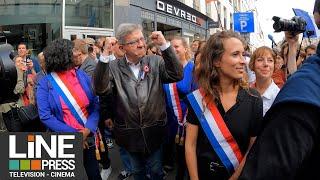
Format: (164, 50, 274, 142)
(107, 144, 176, 180)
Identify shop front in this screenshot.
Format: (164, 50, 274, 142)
(114, 0, 210, 44)
(0, 0, 114, 56)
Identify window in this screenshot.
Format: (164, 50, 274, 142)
(206, 3, 211, 17)
(193, 0, 200, 11)
(65, 0, 113, 29)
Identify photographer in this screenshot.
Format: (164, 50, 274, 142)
(239, 1, 320, 179)
(0, 56, 27, 131)
(17, 42, 40, 73)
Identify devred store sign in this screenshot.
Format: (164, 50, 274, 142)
(156, 0, 197, 23)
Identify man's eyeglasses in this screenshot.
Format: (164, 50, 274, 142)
(123, 37, 145, 46)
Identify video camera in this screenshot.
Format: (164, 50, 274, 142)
(272, 16, 307, 33)
(0, 41, 19, 104)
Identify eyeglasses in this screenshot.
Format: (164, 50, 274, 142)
(123, 37, 145, 46)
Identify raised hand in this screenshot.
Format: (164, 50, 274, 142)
(150, 31, 167, 47)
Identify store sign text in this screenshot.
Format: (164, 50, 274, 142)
(156, 0, 197, 23)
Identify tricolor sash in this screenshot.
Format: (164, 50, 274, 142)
(164, 83, 187, 145)
(48, 72, 88, 126)
(164, 83, 184, 124)
(187, 89, 243, 173)
(48, 72, 105, 160)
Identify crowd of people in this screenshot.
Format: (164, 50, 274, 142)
(1, 1, 320, 179)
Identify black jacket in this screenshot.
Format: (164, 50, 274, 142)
(95, 46, 183, 153)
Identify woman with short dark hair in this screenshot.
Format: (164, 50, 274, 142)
(37, 39, 102, 180)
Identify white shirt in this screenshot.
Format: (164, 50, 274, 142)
(261, 80, 280, 116)
(99, 42, 171, 80)
(126, 56, 141, 79)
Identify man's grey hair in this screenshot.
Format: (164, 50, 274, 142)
(116, 23, 143, 45)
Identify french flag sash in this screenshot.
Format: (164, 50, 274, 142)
(47, 72, 88, 126)
(187, 89, 243, 173)
(164, 83, 184, 125)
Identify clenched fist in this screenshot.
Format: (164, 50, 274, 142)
(150, 31, 167, 46)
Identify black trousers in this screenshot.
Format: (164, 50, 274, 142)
(98, 126, 111, 169)
(2, 108, 23, 132)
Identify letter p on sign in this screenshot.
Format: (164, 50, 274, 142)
(240, 20, 247, 31)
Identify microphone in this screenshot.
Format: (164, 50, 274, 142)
(268, 34, 277, 46)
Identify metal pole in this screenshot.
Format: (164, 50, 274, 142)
(62, 0, 65, 38)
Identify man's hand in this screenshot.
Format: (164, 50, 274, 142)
(284, 31, 299, 46)
(150, 31, 167, 46)
(102, 37, 118, 56)
(104, 118, 114, 129)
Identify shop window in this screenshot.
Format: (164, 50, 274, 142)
(65, 0, 113, 29)
(0, 0, 62, 54)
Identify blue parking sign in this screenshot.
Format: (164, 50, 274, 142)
(233, 12, 254, 33)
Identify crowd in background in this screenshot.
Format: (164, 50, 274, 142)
(0, 9, 319, 179)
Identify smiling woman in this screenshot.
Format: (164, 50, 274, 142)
(249, 46, 280, 116)
(185, 30, 263, 180)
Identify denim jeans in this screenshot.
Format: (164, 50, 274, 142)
(119, 147, 132, 173)
(104, 128, 113, 139)
(128, 148, 163, 180)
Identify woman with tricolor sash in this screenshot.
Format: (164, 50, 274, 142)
(36, 39, 102, 180)
(185, 31, 263, 180)
(163, 36, 194, 179)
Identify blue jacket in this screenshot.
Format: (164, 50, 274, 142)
(36, 69, 100, 133)
(273, 50, 320, 108)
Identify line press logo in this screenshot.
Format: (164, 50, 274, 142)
(0, 132, 83, 180)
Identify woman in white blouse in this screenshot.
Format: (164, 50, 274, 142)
(249, 46, 280, 116)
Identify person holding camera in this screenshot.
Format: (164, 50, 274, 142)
(17, 42, 41, 73)
(0, 56, 29, 131)
(238, 1, 320, 179)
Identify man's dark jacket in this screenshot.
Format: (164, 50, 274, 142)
(79, 56, 97, 78)
(94, 46, 183, 153)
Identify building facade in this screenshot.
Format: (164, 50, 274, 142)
(206, 0, 264, 48)
(0, 0, 114, 55)
(114, 0, 211, 44)
(0, 0, 212, 54)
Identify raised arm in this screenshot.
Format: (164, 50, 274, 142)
(150, 31, 183, 83)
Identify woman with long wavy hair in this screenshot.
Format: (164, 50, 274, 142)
(185, 31, 263, 180)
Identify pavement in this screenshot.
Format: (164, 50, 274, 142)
(107, 143, 176, 180)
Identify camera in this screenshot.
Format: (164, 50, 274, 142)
(0, 43, 19, 104)
(88, 45, 94, 53)
(272, 16, 307, 33)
